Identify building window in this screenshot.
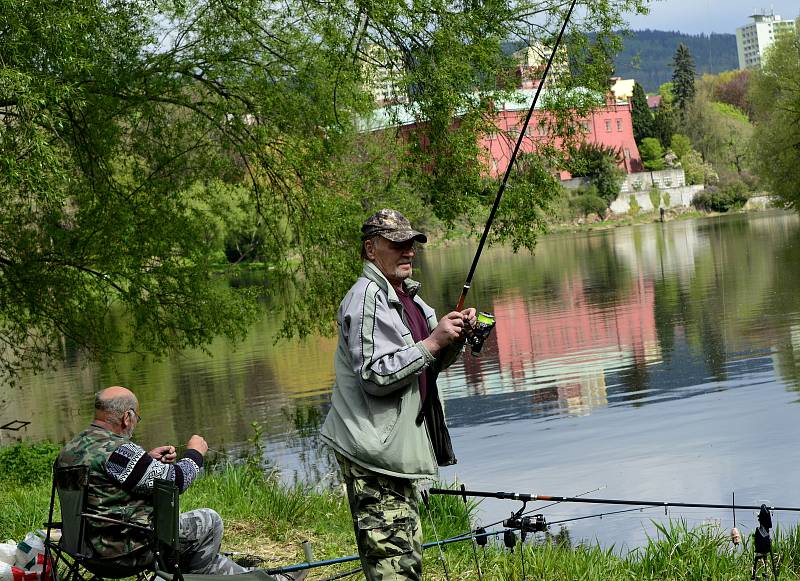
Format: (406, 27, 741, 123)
(616, 119, 622, 131)
(580, 121, 590, 133)
(605, 120, 612, 132)
(624, 148, 631, 159)
(537, 123, 547, 136)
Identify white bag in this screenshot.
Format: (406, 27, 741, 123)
(0, 561, 12, 581)
(0, 543, 15, 566)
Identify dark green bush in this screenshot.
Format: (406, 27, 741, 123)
(0, 442, 60, 484)
(692, 180, 750, 212)
(569, 190, 607, 219)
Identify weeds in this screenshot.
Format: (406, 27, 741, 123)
(6, 442, 800, 579)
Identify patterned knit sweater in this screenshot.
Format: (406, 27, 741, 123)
(57, 424, 203, 564)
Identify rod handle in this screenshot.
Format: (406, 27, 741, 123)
(455, 285, 470, 312)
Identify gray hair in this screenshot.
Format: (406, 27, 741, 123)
(94, 390, 138, 424)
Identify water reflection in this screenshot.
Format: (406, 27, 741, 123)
(436, 212, 800, 426)
(5, 210, 800, 548)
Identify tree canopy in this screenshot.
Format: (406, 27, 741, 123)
(0, 0, 648, 382)
(749, 31, 800, 209)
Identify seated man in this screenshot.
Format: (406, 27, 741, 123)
(57, 386, 280, 577)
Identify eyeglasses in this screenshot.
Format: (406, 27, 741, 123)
(128, 409, 142, 423)
(387, 240, 418, 252)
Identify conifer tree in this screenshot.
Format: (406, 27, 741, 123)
(672, 43, 696, 120)
(631, 82, 654, 144)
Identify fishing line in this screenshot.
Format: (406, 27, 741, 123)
(421, 490, 452, 581)
(459, 484, 484, 580)
(454, 0, 579, 311)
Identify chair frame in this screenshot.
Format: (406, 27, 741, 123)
(45, 464, 274, 581)
(44, 463, 154, 581)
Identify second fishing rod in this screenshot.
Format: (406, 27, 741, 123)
(429, 487, 800, 513)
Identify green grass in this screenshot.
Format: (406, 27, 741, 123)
(5, 443, 800, 579)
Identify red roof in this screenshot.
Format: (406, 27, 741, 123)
(646, 95, 662, 109)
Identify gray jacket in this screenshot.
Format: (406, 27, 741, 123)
(320, 261, 462, 479)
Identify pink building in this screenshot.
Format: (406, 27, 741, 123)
(360, 85, 643, 178)
(481, 89, 643, 177)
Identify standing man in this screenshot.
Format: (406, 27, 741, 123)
(320, 209, 476, 580)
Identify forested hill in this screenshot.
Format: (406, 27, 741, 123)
(613, 30, 738, 92)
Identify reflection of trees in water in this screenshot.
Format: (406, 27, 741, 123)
(545, 524, 573, 548)
(283, 403, 340, 488)
(581, 237, 632, 309)
(766, 228, 800, 389)
(653, 278, 678, 362)
(619, 343, 649, 398)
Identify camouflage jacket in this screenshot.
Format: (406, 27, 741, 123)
(57, 424, 203, 565)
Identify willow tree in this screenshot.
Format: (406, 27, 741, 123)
(750, 31, 800, 209)
(0, 0, 649, 382)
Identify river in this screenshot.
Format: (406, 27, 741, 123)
(4, 209, 800, 550)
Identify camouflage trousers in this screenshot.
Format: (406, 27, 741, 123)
(336, 454, 423, 581)
(178, 508, 248, 575)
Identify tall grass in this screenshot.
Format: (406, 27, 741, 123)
(6, 442, 800, 579)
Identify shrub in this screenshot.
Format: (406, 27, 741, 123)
(640, 138, 665, 171)
(682, 150, 718, 186)
(565, 143, 624, 205)
(692, 180, 750, 212)
(570, 191, 607, 219)
(662, 192, 671, 207)
(629, 195, 641, 216)
(648, 187, 661, 211)
(0, 442, 60, 484)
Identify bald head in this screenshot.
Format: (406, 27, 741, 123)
(94, 386, 138, 427)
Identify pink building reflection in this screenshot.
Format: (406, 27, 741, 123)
(441, 274, 659, 415)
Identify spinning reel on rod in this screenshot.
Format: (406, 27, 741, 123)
(502, 501, 549, 548)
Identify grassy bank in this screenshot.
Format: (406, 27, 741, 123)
(3, 442, 800, 579)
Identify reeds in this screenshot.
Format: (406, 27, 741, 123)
(4, 441, 800, 580)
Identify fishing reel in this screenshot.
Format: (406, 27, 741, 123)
(504, 512, 548, 544)
(754, 504, 773, 555)
(751, 504, 779, 581)
(467, 311, 496, 356)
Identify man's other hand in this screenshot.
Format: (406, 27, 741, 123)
(148, 445, 177, 464)
(460, 308, 477, 337)
(423, 311, 465, 354)
(187, 434, 209, 456)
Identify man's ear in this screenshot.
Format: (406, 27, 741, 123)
(364, 238, 377, 260)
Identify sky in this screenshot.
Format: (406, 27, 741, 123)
(623, 0, 800, 35)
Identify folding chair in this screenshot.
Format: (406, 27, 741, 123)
(44, 464, 154, 581)
(150, 479, 278, 581)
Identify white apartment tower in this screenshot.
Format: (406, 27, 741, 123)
(736, 9, 797, 69)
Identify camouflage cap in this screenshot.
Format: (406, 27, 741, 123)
(361, 209, 427, 243)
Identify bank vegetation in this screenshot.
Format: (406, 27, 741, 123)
(4, 442, 800, 580)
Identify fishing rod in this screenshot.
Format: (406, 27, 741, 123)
(455, 0, 578, 312)
(264, 500, 737, 576)
(430, 487, 800, 513)
(263, 528, 507, 575)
